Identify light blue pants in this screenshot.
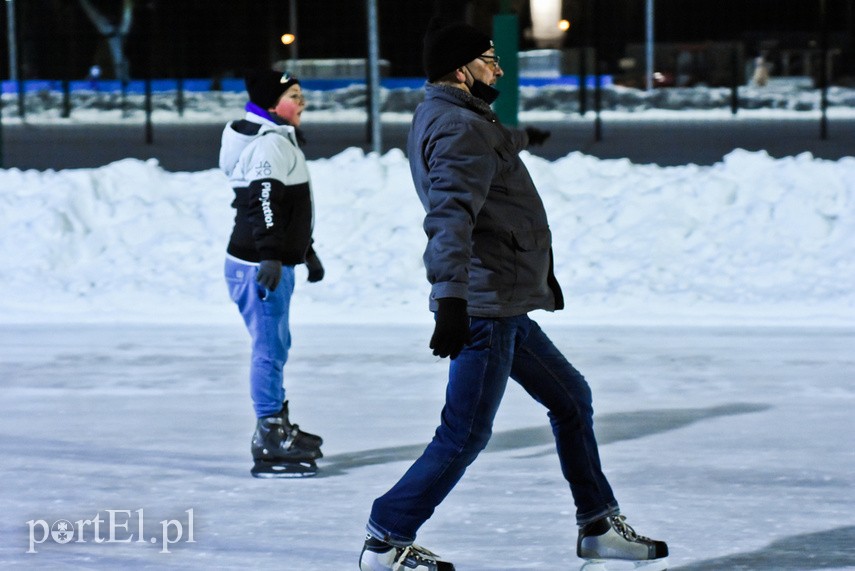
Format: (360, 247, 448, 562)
(225, 257, 295, 418)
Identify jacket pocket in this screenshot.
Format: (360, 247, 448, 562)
(470, 230, 515, 305)
(510, 228, 553, 300)
(511, 228, 552, 252)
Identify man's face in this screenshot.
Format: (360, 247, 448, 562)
(468, 49, 503, 85)
(270, 84, 305, 127)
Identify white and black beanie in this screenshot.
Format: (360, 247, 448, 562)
(244, 69, 300, 109)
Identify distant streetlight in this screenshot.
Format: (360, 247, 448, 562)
(530, 0, 563, 48)
(281, 33, 296, 68)
(558, 19, 571, 32)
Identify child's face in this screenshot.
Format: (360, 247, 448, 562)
(271, 85, 305, 127)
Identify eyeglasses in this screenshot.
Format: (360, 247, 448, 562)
(478, 54, 501, 68)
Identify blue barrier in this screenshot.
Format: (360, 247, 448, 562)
(520, 76, 614, 87)
(2, 76, 613, 94)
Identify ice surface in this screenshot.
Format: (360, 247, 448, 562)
(0, 323, 852, 569)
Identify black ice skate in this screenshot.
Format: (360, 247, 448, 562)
(250, 401, 323, 478)
(360, 535, 455, 571)
(577, 515, 668, 571)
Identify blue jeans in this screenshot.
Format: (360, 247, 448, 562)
(224, 257, 295, 418)
(367, 315, 619, 545)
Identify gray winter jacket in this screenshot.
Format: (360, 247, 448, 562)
(407, 83, 564, 317)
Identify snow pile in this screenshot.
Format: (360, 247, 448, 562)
(1, 148, 853, 325)
(529, 150, 855, 322)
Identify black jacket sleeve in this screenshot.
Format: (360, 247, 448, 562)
(246, 178, 313, 265)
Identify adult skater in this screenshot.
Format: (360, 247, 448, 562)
(359, 18, 668, 570)
(220, 69, 325, 478)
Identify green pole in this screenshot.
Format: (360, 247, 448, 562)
(493, 12, 519, 126)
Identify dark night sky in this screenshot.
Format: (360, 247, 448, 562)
(1, 0, 851, 80)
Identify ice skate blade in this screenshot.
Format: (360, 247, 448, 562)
(251, 469, 317, 478)
(580, 558, 668, 571)
(250, 460, 318, 478)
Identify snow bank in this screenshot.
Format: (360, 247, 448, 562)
(4, 84, 855, 121)
(1, 149, 852, 325)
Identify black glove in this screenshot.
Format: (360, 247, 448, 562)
(256, 259, 283, 291)
(524, 126, 551, 147)
(305, 249, 325, 283)
(429, 298, 471, 360)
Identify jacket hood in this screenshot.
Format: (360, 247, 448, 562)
(219, 111, 296, 178)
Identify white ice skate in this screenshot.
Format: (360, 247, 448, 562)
(359, 535, 454, 571)
(577, 515, 669, 570)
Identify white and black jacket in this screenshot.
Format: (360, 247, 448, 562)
(219, 110, 314, 265)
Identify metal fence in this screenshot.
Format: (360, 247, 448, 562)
(1, 1, 853, 166)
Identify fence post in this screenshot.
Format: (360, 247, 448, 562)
(365, 0, 382, 154)
(0, 93, 4, 168)
(593, 0, 602, 141)
(176, 77, 185, 118)
(62, 79, 72, 118)
(143, 0, 154, 143)
(645, 0, 654, 91)
(7, 0, 25, 119)
(16, 80, 25, 120)
(579, 0, 590, 116)
(819, 0, 829, 140)
(145, 77, 153, 144)
(730, 44, 739, 115)
(121, 78, 129, 118)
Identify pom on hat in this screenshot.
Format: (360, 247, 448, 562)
(422, 17, 493, 82)
(244, 69, 301, 109)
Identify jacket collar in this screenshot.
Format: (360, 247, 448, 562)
(425, 82, 498, 122)
(244, 103, 307, 145)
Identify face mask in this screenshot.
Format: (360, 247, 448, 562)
(469, 80, 501, 104)
(462, 66, 501, 105)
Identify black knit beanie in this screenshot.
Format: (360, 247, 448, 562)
(244, 69, 301, 109)
(422, 17, 493, 82)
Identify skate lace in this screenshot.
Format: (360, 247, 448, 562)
(393, 543, 439, 570)
(609, 515, 651, 543)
